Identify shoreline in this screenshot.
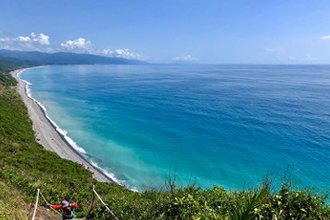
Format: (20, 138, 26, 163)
(11, 67, 120, 185)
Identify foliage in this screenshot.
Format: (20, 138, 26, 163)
(0, 61, 329, 219)
(0, 61, 17, 89)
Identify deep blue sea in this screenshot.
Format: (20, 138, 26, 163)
(19, 65, 330, 192)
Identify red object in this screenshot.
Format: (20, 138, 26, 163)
(51, 203, 78, 209)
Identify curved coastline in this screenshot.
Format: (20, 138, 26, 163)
(11, 67, 120, 185)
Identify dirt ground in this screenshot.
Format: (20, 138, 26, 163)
(29, 205, 86, 220)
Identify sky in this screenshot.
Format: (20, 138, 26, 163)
(1, 0, 330, 64)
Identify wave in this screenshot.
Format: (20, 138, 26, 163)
(89, 160, 140, 192)
(17, 70, 127, 188)
(19, 78, 87, 154)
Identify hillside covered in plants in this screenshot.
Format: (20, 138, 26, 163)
(0, 59, 329, 219)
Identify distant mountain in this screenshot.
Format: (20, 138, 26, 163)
(0, 55, 44, 68)
(0, 49, 147, 65)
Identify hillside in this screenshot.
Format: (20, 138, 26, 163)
(0, 60, 329, 219)
(0, 55, 44, 68)
(0, 49, 146, 65)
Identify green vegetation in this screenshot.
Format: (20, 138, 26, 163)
(0, 61, 17, 89)
(0, 59, 329, 219)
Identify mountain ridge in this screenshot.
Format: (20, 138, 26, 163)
(0, 49, 146, 65)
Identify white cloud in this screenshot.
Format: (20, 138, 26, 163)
(16, 36, 31, 43)
(172, 55, 197, 62)
(0, 32, 50, 50)
(302, 54, 319, 61)
(33, 33, 50, 45)
(60, 38, 97, 54)
(59, 38, 142, 59)
(321, 35, 330, 40)
(0, 33, 142, 60)
(101, 48, 141, 59)
(0, 38, 11, 43)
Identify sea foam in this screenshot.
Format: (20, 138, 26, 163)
(19, 75, 86, 154)
(18, 70, 126, 187)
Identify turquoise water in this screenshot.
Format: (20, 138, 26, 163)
(19, 65, 330, 192)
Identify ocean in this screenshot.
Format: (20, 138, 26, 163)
(19, 64, 330, 192)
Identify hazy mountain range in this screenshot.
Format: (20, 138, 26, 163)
(0, 49, 146, 66)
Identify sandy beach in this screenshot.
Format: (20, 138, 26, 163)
(11, 68, 118, 185)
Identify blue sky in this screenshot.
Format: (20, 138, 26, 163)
(1, 0, 330, 64)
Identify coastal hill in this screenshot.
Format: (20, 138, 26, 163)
(0, 57, 329, 219)
(0, 49, 146, 65)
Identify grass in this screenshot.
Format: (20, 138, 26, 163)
(0, 61, 329, 219)
(0, 181, 29, 219)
